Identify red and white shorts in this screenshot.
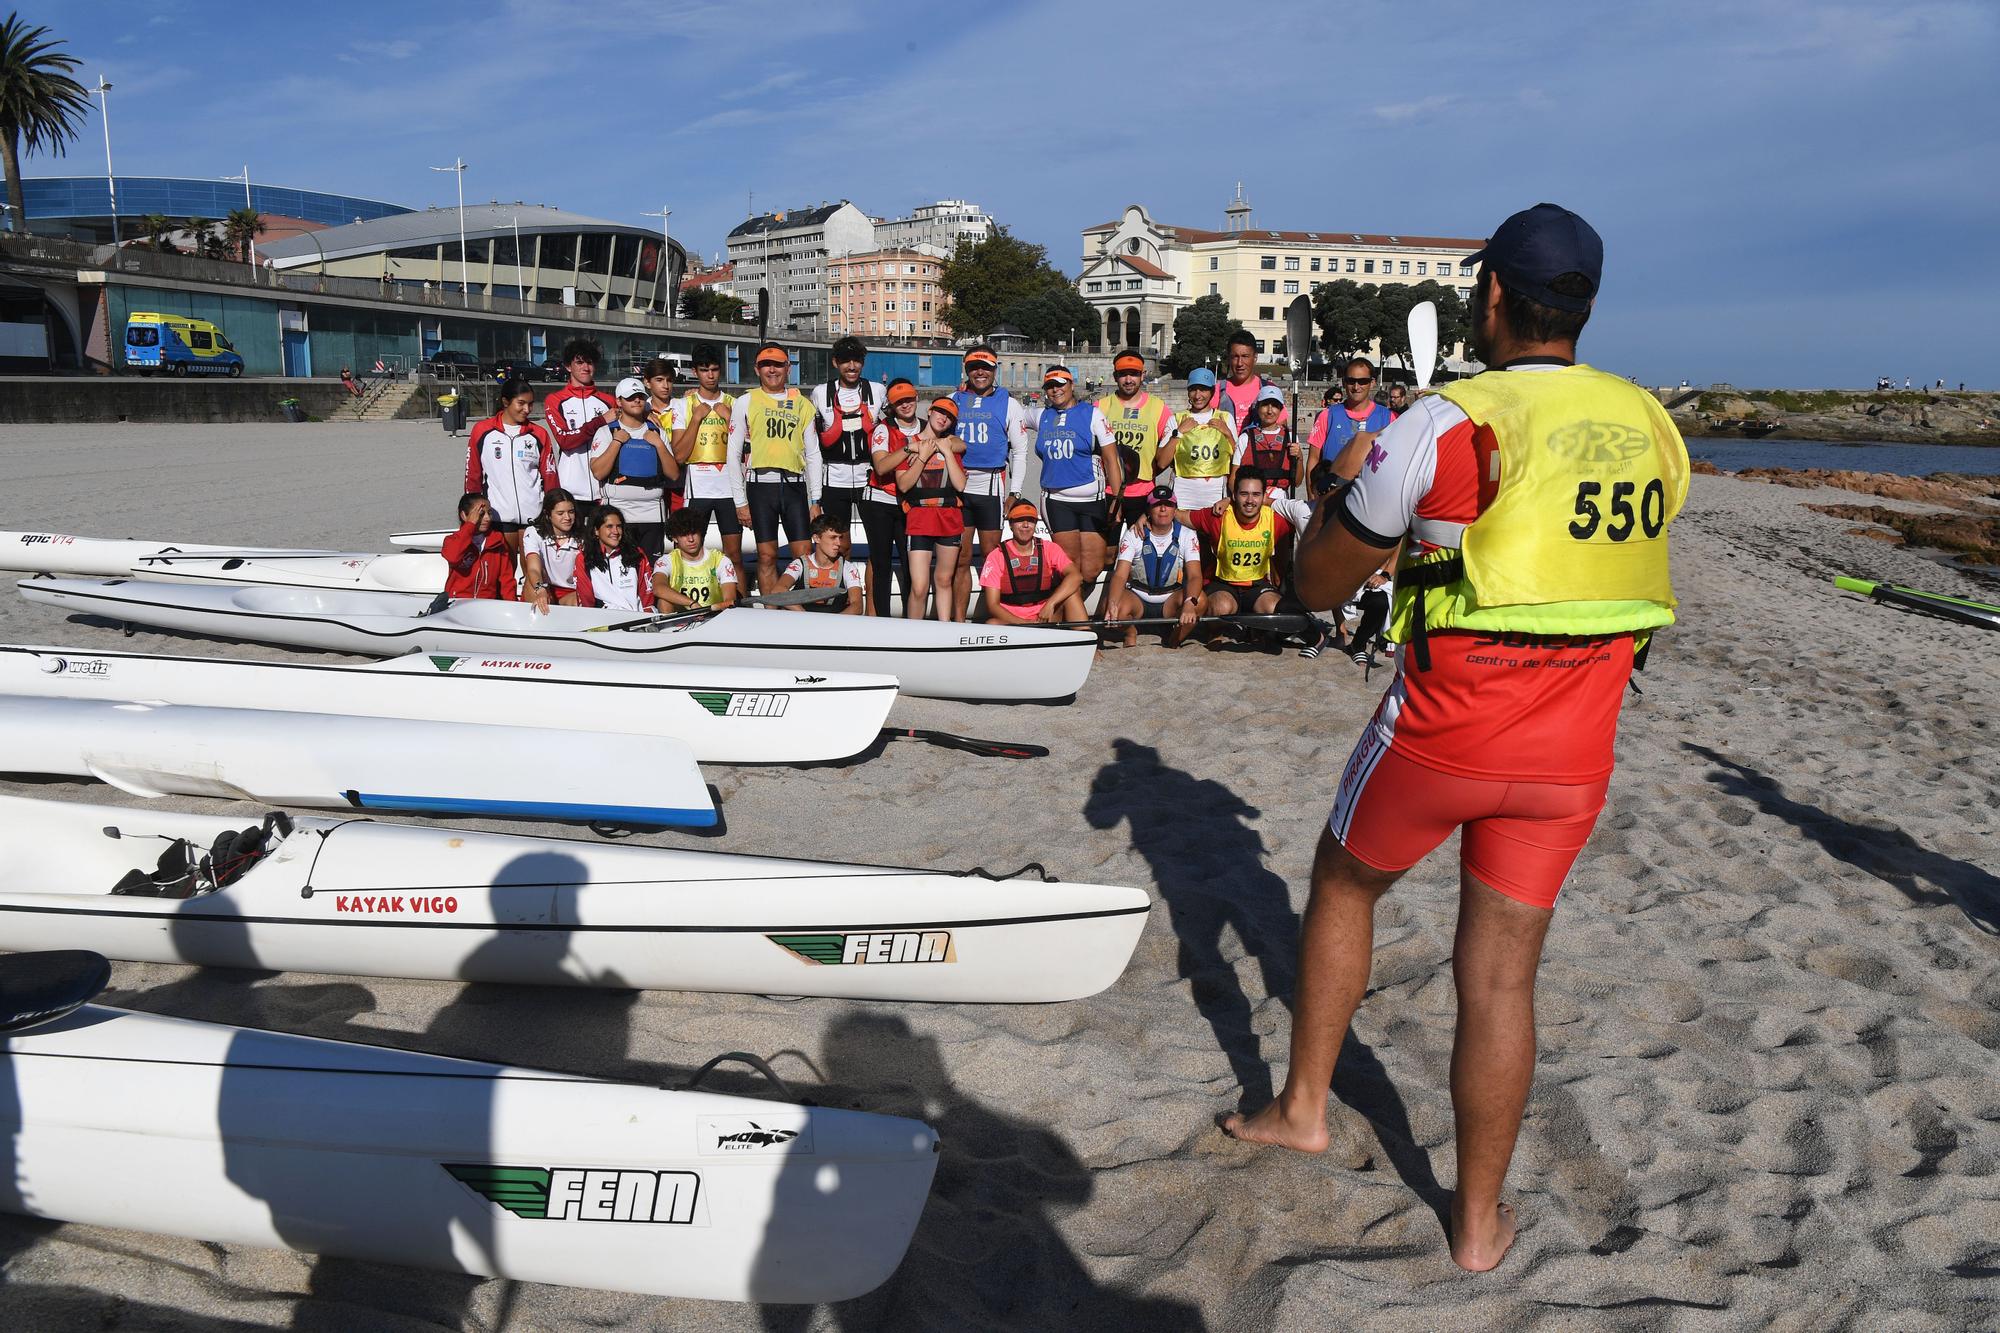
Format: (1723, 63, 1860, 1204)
(1327, 730, 1609, 910)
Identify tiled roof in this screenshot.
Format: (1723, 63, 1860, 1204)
(1087, 218, 1482, 250)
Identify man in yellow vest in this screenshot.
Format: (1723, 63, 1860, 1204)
(1224, 204, 1689, 1275)
(669, 342, 742, 576)
(728, 341, 822, 594)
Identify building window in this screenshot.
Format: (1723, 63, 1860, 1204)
(1209, 282, 1219, 295)
(1284, 256, 1300, 270)
(1253, 338, 1266, 353)
(1259, 279, 1275, 293)
(1310, 281, 1323, 292)
(1127, 279, 1142, 291)
(1416, 262, 1427, 275)
(1399, 260, 1410, 275)
(1259, 255, 1277, 270)
(1345, 258, 1356, 272)
(1259, 306, 1275, 321)
(1283, 280, 1299, 294)
(1363, 260, 1375, 274)
(1208, 256, 1219, 270)
(1086, 281, 1101, 292)
(1310, 258, 1321, 271)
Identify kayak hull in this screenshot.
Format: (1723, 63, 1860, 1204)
(0, 531, 321, 578)
(0, 797, 1150, 1002)
(20, 578, 1096, 702)
(0, 643, 896, 765)
(133, 550, 448, 594)
(0, 1004, 937, 1302)
(0, 697, 716, 827)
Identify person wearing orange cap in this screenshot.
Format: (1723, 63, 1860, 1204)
(982, 498, 1088, 626)
(727, 341, 822, 594)
(1096, 351, 1179, 529)
(894, 396, 968, 621)
(1031, 365, 1121, 606)
(951, 343, 1035, 619)
(861, 377, 922, 615)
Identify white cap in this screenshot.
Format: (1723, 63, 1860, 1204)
(614, 376, 647, 399)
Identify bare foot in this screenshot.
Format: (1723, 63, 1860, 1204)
(1121, 630, 1138, 648)
(1449, 1199, 1517, 1272)
(1219, 1100, 1330, 1154)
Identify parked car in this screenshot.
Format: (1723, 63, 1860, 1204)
(422, 351, 483, 381)
(490, 359, 543, 384)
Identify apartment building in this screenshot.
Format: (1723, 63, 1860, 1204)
(724, 201, 876, 333)
(871, 199, 995, 259)
(826, 249, 944, 339)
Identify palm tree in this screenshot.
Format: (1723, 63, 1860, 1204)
(224, 206, 263, 264)
(139, 212, 173, 252)
(0, 15, 89, 232)
(185, 215, 215, 257)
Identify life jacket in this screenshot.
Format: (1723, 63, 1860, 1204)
(818, 379, 881, 466)
(666, 547, 727, 607)
(1000, 538, 1055, 606)
(1239, 423, 1294, 488)
(1130, 522, 1188, 594)
(1389, 364, 1690, 671)
(1034, 404, 1099, 494)
(901, 446, 960, 512)
(612, 418, 666, 486)
(745, 387, 813, 474)
(680, 390, 734, 466)
(953, 387, 1011, 470)
(1320, 400, 1395, 455)
(1216, 505, 1278, 585)
(1172, 411, 1232, 479)
(870, 421, 917, 501)
(1096, 391, 1165, 491)
(793, 551, 849, 613)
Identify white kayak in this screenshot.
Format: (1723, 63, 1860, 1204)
(391, 527, 450, 551)
(0, 530, 323, 578)
(0, 795, 1151, 1001)
(133, 549, 447, 594)
(0, 696, 716, 827)
(22, 578, 1097, 702)
(0, 643, 895, 765)
(0, 964, 937, 1302)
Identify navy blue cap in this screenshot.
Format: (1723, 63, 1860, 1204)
(1464, 203, 1602, 314)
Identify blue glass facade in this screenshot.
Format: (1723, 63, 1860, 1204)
(22, 177, 409, 231)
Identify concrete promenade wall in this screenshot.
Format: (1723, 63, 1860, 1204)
(0, 378, 392, 424)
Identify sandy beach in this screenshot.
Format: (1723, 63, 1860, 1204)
(0, 419, 1994, 1331)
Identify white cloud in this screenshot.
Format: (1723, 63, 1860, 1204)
(1371, 94, 1459, 124)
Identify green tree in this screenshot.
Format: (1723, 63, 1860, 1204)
(938, 227, 1072, 337)
(1163, 293, 1232, 376)
(0, 14, 89, 232)
(223, 206, 263, 264)
(1373, 281, 1468, 374)
(139, 212, 173, 252)
(1312, 280, 1380, 365)
(1004, 284, 1098, 351)
(681, 287, 747, 324)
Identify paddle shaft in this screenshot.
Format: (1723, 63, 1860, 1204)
(1046, 613, 1315, 632)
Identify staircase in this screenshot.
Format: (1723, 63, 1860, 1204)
(338, 377, 420, 421)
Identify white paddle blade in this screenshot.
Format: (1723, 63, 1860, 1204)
(1409, 300, 1439, 390)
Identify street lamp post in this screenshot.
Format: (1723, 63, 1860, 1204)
(430, 158, 469, 308)
(641, 205, 671, 318)
(221, 166, 255, 268)
(95, 76, 118, 249)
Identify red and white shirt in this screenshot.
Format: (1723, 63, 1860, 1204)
(465, 417, 556, 526)
(1337, 364, 1635, 784)
(543, 384, 617, 501)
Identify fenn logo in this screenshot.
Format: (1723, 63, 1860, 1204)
(1545, 420, 1650, 464)
(769, 931, 956, 965)
(444, 1164, 702, 1224)
(691, 691, 789, 718)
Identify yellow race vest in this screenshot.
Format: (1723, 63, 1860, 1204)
(1173, 410, 1232, 479)
(1215, 504, 1278, 584)
(1390, 364, 1689, 654)
(1096, 391, 1165, 484)
(679, 390, 735, 466)
(745, 387, 812, 473)
(667, 547, 727, 605)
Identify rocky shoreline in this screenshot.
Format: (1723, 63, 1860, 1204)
(1704, 464, 2000, 567)
(1669, 388, 1999, 447)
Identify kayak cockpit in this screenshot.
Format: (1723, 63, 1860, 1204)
(106, 812, 294, 900)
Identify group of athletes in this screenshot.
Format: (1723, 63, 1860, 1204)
(454, 329, 1410, 659)
(451, 202, 1696, 1275)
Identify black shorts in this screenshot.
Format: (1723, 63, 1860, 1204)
(1214, 579, 1280, 608)
(746, 478, 811, 546)
(961, 489, 1005, 532)
(490, 518, 528, 535)
(1116, 493, 1151, 525)
(907, 531, 962, 552)
(680, 495, 741, 537)
(1044, 497, 1106, 535)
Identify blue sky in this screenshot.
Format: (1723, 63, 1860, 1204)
(15, 0, 1998, 386)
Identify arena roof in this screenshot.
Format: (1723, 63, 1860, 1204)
(260, 203, 678, 266)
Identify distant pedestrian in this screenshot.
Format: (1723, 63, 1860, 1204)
(340, 366, 362, 398)
(1904, 377, 1912, 389)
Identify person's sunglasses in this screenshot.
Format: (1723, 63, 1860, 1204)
(1343, 377, 1374, 386)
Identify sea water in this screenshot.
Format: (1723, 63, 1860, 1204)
(1688, 438, 2000, 477)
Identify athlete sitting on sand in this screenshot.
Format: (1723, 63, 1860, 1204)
(522, 488, 584, 613)
(442, 492, 517, 601)
(773, 514, 864, 614)
(575, 507, 653, 612)
(1100, 484, 1203, 648)
(653, 507, 739, 611)
(1187, 473, 1294, 620)
(1222, 203, 1689, 1276)
(982, 500, 1089, 626)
